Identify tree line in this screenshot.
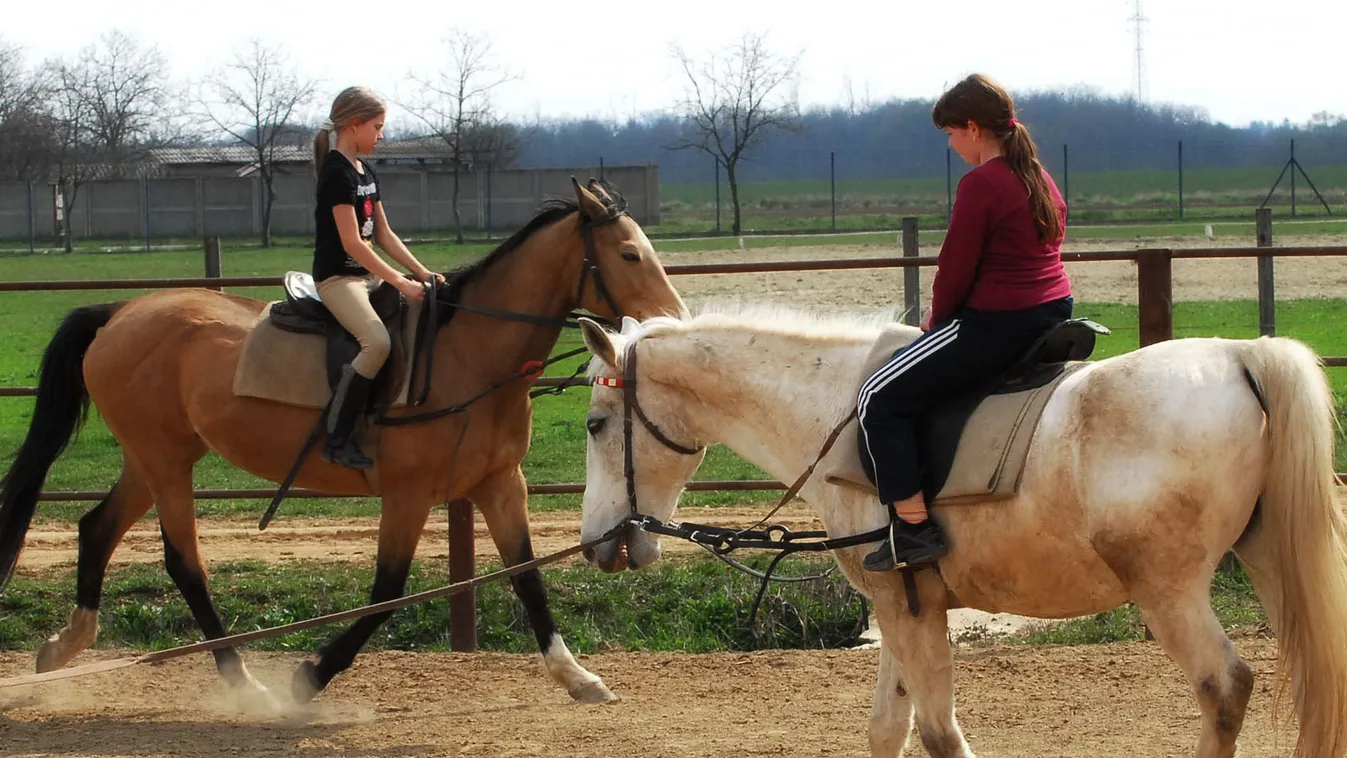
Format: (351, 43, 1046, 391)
(4, 30, 1344, 242)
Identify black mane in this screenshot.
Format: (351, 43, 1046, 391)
(441, 178, 628, 289)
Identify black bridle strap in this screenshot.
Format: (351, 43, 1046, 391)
(576, 210, 629, 321)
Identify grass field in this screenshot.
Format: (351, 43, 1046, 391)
(2, 231, 1346, 521)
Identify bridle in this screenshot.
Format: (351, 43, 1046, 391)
(590, 335, 922, 617)
(575, 204, 631, 327)
(591, 340, 705, 528)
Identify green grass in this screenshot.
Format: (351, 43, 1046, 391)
(0, 555, 866, 654)
(2, 240, 1345, 523)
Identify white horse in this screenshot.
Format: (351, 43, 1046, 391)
(574, 304, 1347, 758)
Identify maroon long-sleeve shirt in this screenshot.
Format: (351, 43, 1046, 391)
(929, 157, 1073, 325)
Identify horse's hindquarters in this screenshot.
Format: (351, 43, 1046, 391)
(934, 341, 1267, 619)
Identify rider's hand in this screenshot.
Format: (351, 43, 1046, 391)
(919, 307, 933, 332)
(396, 277, 426, 302)
(414, 267, 446, 285)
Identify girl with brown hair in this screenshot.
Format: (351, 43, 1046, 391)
(857, 74, 1074, 571)
(312, 86, 444, 469)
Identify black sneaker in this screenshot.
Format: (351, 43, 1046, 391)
(863, 518, 948, 571)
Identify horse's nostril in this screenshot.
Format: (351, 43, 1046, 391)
(582, 548, 595, 562)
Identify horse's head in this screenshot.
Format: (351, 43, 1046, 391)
(576, 316, 706, 573)
(570, 178, 688, 323)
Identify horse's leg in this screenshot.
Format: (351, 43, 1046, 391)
(868, 642, 916, 758)
(35, 458, 153, 673)
(1130, 579, 1252, 758)
(293, 490, 432, 703)
(471, 466, 616, 704)
(871, 574, 974, 758)
(153, 462, 279, 711)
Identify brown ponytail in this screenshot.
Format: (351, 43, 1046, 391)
(313, 86, 387, 176)
(932, 74, 1064, 245)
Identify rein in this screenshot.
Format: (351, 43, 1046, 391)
(0, 521, 634, 691)
(597, 340, 896, 626)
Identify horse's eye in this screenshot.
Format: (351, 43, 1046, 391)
(586, 416, 608, 436)
(620, 250, 640, 262)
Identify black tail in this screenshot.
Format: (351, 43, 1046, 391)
(0, 302, 122, 590)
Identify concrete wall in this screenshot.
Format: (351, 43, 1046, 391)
(0, 165, 660, 241)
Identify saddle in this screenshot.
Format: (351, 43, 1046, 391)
(233, 272, 441, 484)
(823, 318, 1110, 505)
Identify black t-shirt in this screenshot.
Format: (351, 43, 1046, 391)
(313, 151, 379, 281)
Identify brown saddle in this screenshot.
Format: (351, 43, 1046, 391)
(822, 318, 1108, 505)
(234, 271, 433, 412)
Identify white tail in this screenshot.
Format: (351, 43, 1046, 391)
(1238, 336, 1347, 758)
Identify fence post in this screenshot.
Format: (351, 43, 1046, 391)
(203, 236, 222, 292)
(1290, 140, 1297, 218)
(824, 150, 835, 230)
(27, 180, 36, 255)
(1136, 249, 1174, 346)
(1063, 144, 1070, 208)
(448, 498, 477, 652)
(714, 157, 722, 234)
(142, 178, 151, 252)
(1177, 140, 1184, 220)
(901, 217, 920, 326)
(1256, 208, 1275, 337)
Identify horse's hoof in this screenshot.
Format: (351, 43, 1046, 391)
(569, 679, 619, 705)
(34, 643, 64, 674)
(292, 660, 322, 704)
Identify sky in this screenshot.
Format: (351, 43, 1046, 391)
(6, 0, 1344, 130)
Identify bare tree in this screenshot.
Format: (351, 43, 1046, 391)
(0, 39, 56, 181)
(76, 30, 172, 172)
(403, 29, 518, 243)
(45, 59, 99, 252)
(197, 39, 316, 247)
(670, 33, 803, 237)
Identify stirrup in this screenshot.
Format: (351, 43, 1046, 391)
(323, 440, 374, 470)
(863, 519, 946, 572)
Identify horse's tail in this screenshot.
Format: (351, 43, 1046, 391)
(1236, 335, 1347, 758)
(0, 302, 122, 591)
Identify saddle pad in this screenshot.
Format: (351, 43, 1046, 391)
(232, 295, 425, 411)
(821, 324, 1084, 505)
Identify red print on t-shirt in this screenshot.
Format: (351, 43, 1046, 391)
(363, 198, 374, 217)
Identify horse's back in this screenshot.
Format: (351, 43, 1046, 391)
(84, 289, 268, 402)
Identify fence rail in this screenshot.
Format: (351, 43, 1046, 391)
(4, 226, 1347, 651)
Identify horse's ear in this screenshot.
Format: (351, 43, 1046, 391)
(579, 317, 617, 367)
(620, 316, 641, 335)
(571, 176, 607, 220)
(587, 177, 614, 203)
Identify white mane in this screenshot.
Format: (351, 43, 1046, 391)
(627, 299, 905, 344)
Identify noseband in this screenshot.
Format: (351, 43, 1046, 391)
(592, 341, 704, 525)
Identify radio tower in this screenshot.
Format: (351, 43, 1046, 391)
(1129, 0, 1148, 102)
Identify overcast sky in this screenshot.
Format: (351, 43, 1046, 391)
(7, 0, 1343, 129)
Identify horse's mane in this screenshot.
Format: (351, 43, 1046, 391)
(631, 300, 905, 345)
(442, 178, 628, 289)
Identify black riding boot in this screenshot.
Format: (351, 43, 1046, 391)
(323, 364, 375, 470)
(863, 516, 949, 572)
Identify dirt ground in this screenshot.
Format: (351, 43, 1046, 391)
(0, 636, 1299, 757)
(659, 232, 1347, 311)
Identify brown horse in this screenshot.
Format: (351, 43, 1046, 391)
(0, 178, 687, 709)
